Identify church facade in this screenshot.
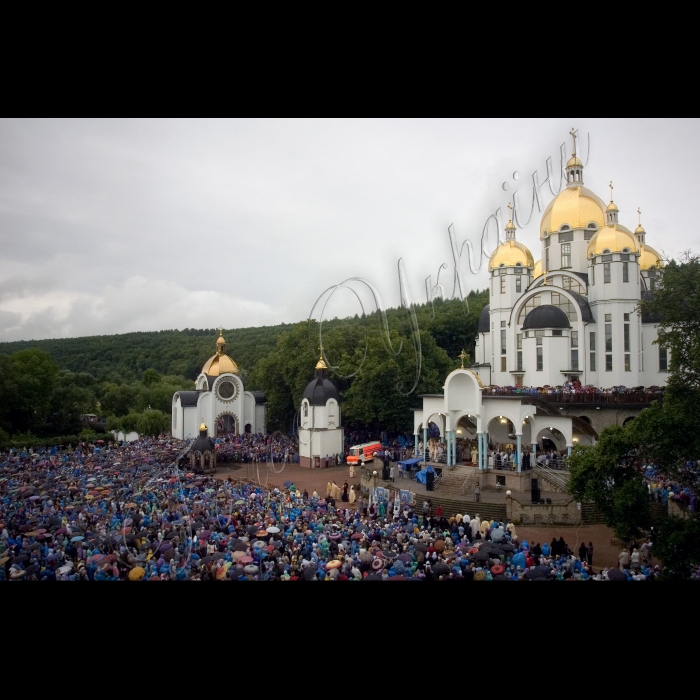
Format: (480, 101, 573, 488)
(171, 331, 266, 439)
(413, 131, 667, 475)
(472, 140, 666, 390)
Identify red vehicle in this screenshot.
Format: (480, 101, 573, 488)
(346, 442, 382, 465)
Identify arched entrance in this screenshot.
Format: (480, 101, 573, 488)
(216, 412, 237, 436)
(244, 423, 252, 434)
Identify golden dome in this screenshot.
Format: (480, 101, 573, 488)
(540, 186, 606, 239)
(505, 218, 516, 232)
(606, 200, 619, 212)
(201, 330, 238, 376)
(533, 259, 542, 278)
(202, 353, 239, 376)
(488, 239, 534, 271)
(639, 243, 662, 270)
(199, 423, 207, 432)
(567, 155, 583, 168)
(635, 224, 646, 235)
(586, 224, 638, 257)
(315, 355, 327, 370)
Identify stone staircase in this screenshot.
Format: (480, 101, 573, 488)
(532, 465, 570, 493)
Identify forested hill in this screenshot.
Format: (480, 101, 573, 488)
(0, 325, 293, 383)
(0, 292, 488, 383)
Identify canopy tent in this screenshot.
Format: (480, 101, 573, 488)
(398, 457, 423, 468)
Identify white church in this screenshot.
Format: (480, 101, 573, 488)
(298, 350, 344, 468)
(472, 145, 664, 389)
(413, 130, 667, 483)
(171, 330, 266, 439)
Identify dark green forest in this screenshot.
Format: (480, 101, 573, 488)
(0, 292, 488, 446)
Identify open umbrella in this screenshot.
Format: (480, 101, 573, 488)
(524, 568, 547, 580)
(129, 567, 146, 581)
(474, 550, 491, 562)
(363, 572, 382, 581)
(70, 535, 84, 542)
(301, 565, 318, 581)
(239, 555, 253, 564)
(432, 563, 450, 575)
(607, 569, 628, 581)
(243, 565, 258, 575)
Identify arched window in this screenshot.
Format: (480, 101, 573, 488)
(303, 402, 308, 417)
(518, 294, 541, 324)
(551, 292, 578, 322)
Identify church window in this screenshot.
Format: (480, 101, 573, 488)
(517, 351, 523, 372)
(591, 266, 595, 286)
(517, 333, 522, 349)
(501, 357, 507, 372)
(545, 236, 551, 248)
(551, 292, 578, 322)
(561, 243, 571, 268)
(501, 276, 506, 294)
(562, 276, 583, 294)
(303, 403, 308, 417)
(604, 263, 611, 283)
(571, 331, 578, 347)
(552, 330, 562, 336)
(536, 347, 543, 371)
(584, 224, 597, 240)
(590, 352, 596, 372)
(623, 262, 629, 282)
(571, 349, 579, 371)
(516, 276, 522, 293)
(559, 231, 573, 243)
(518, 294, 541, 325)
(659, 347, 668, 372)
(536, 331, 544, 345)
(545, 248, 550, 272)
(605, 319, 613, 371)
(501, 329, 506, 355)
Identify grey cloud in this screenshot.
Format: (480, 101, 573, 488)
(1, 118, 698, 342)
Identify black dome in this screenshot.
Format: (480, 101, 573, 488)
(522, 304, 571, 330)
(478, 305, 490, 333)
(303, 369, 340, 406)
(190, 435, 215, 453)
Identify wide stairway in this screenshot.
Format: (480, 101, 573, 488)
(532, 464, 569, 493)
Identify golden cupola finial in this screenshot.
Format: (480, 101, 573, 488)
(315, 345, 327, 370)
(505, 202, 516, 239)
(635, 206, 646, 240)
(565, 127, 583, 182)
(199, 423, 207, 433)
(605, 180, 619, 225)
(216, 326, 226, 354)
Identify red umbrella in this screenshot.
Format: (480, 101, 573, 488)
(239, 556, 253, 564)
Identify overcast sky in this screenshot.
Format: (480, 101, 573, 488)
(0, 118, 698, 343)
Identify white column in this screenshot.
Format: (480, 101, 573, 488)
(516, 434, 522, 473)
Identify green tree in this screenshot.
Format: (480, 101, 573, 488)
(137, 409, 170, 436)
(568, 426, 652, 542)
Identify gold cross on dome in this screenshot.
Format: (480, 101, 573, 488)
(507, 202, 513, 216)
(458, 349, 467, 369)
(638, 207, 642, 225)
(218, 325, 224, 337)
(609, 181, 614, 202)
(569, 127, 577, 155)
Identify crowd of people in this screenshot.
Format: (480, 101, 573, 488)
(1, 435, 676, 580)
(641, 463, 697, 511)
(215, 432, 299, 464)
(483, 382, 665, 405)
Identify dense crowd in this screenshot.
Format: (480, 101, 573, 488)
(1, 437, 671, 580)
(215, 433, 299, 464)
(642, 463, 697, 511)
(483, 383, 665, 404)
